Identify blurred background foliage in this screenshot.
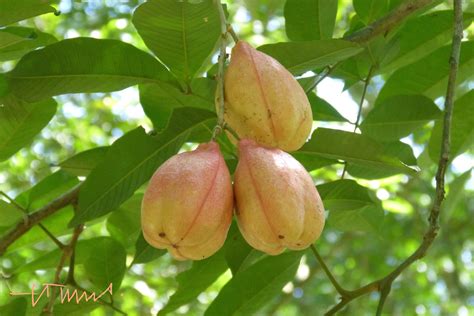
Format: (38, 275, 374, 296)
(0, 0, 473, 315)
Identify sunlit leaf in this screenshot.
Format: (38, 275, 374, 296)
(0, 200, 23, 227)
(0, 27, 57, 61)
(429, 90, 474, 162)
(59, 147, 109, 177)
(317, 179, 376, 211)
(382, 11, 474, 72)
(360, 95, 441, 141)
(205, 251, 303, 316)
(346, 140, 418, 179)
(296, 128, 415, 174)
(0, 0, 57, 26)
(82, 237, 127, 292)
(140, 78, 215, 130)
(284, 0, 337, 41)
(0, 95, 57, 161)
(7, 38, 174, 102)
(133, 0, 220, 82)
(377, 41, 474, 104)
(158, 251, 228, 315)
(353, 0, 388, 24)
(258, 40, 363, 75)
(106, 193, 143, 248)
(329, 205, 384, 234)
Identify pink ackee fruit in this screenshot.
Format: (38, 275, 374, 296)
(141, 142, 233, 260)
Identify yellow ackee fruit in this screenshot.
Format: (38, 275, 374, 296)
(233, 139, 325, 255)
(223, 41, 313, 152)
(141, 142, 233, 260)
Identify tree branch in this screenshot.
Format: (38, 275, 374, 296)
(345, 0, 435, 43)
(1, 191, 66, 249)
(0, 184, 81, 256)
(322, 1, 464, 314)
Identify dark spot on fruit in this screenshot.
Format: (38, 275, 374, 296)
(159, 232, 166, 238)
(296, 243, 301, 246)
(172, 244, 179, 249)
(278, 235, 284, 239)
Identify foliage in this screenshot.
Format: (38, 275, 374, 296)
(0, 0, 473, 315)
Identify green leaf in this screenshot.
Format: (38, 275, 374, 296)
(0, 298, 27, 316)
(0, 27, 57, 61)
(140, 78, 215, 130)
(224, 223, 263, 276)
(7, 38, 173, 102)
(291, 152, 337, 172)
(15, 170, 79, 211)
(258, 40, 363, 75)
(71, 108, 215, 226)
(83, 237, 127, 292)
(133, 0, 220, 82)
(346, 140, 418, 179)
(0, 0, 57, 27)
(382, 11, 474, 72)
(59, 147, 109, 177)
(53, 300, 100, 316)
(309, 92, 348, 122)
(0, 74, 8, 97)
(0, 29, 28, 49)
(0, 95, 57, 161)
(330, 57, 363, 90)
(205, 251, 303, 316)
(360, 95, 442, 141)
(158, 251, 228, 315)
(429, 90, 474, 162)
(132, 233, 166, 265)
(317, 179, 376, 211)
(284, 0, 338, 41)
(329, 205, 384, 233)
(15, 238, 97, 273)
(377, 41, 474, 104)
(297, 128, 415, 174)
(106, 193, 143, 248)
(0, 199, 23, 227)
(353, 0, 388, 24)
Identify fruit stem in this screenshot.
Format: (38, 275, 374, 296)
(212, 0, 230, 141)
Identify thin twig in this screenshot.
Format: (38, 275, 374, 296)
(0, 185, 81, 256)
(304, 63, 339, 93)
(310, 245, 348, 296)
(345, 0, 435, 43)
(340, 65, 375, 179)
(44, 224, 83, 314)
(321, 2, 464, 314)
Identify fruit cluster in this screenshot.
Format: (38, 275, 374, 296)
(141, 41, 325, 260)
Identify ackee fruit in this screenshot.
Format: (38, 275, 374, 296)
(233, 139, 325, 255)
(141, 142, 233, 260)
(223, 41, 313, 151)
